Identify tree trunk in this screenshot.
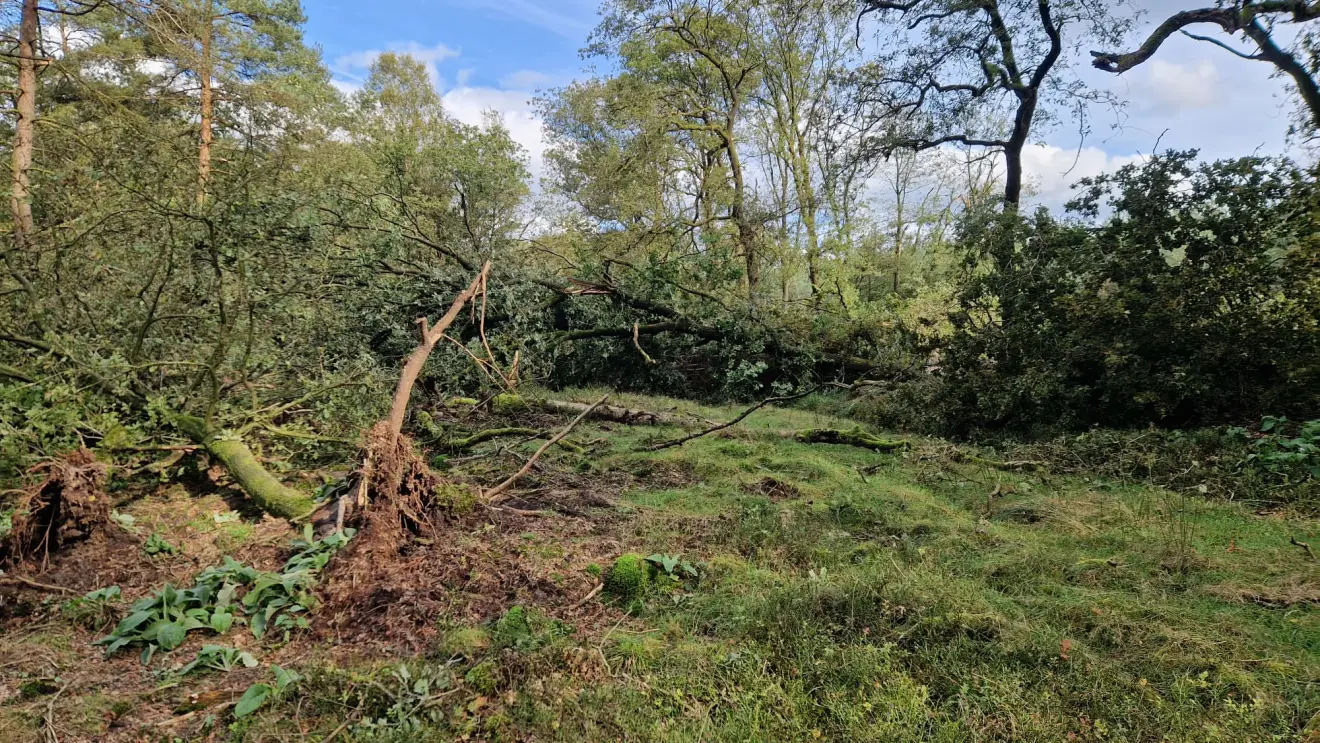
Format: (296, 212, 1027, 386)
(10, 0, 38, 252)
(1002, 144, 1023, 208)
(197, 7, 214, 204)
(175, 415, 315, 520)
(725, 103, 757, 294)
(386, 263, 490, 438)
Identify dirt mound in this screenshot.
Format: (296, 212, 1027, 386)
(2, 448, 109, 566)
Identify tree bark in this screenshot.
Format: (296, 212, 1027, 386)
(10, 0, 39, 252)
(386, 262, 490, 439)
(175, 415, 315, 520)
(727, 120, 758, 293)
(197, 4, 214, 204)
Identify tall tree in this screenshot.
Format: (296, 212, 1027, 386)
(592, 0, 765, 292)
(856, 0, 1130, 206)
(753, 0, 853, 300)
(126, 0, 323, 203)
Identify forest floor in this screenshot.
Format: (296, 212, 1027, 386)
(1, 390, 1317, 742)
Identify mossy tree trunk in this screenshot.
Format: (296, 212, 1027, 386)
(176, 415, 315, 520)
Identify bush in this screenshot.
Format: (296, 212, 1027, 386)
(879, 152, 1320, 438)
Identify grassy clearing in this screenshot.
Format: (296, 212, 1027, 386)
(1, 391, 1316, 741)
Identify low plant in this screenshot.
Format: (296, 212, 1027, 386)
(645, 553, 700, 583)
(352, 664, 454, 735)
(235, 665, 301, 718)
(177, 645, 258, 676)
(61, 586, 122, 630)
(95, 528, 354, 663)
(1229, 417, 1320, 481)
(143, 532, 180, 556)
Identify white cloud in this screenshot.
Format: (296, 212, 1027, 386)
(1128, 59, 1223, 115)
(331, 42, 461, 90)
(442, 86, 547, 184)
(1021, 143, 1146, 210)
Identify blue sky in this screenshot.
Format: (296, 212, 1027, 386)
(301, 0, 1303, 207)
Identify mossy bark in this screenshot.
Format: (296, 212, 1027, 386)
(794, 428, 909, 452)
(445, 427, 540, 450)
(176, 415, 315, 520)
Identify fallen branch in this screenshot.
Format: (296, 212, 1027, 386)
(540, 398, 678, 425)
(1292, 537, 1317, 561)
(952, 452, 1048, 471)
(0, 573, 76, 594)
(632, 322, 657, 365)
(445, 427, 541, 450)
(642, 386, 821, 452)
(571, 581, 605, 609)
(794, 428, 910, 452)
(485, 394, 608, 502)
(388, 262, 492, 439)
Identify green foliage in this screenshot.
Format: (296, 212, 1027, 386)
(143, 533, 180, 557)
(235, 665, 301, 719)
(645, 553, 700, 585)
(883, 152, 1320, 438)
(95, 528, 353, 663)
(176, 645, 258, 676)
(60, 586, 122, 630)
(353, 664, 454, 735)
(1231, 417, 1320, 481)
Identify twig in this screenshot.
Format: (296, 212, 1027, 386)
(632, 322, 657, 365)
(155, 701, 235, 728)
(0, 574, 75, 595)
(485, 394, 609, 502)
(1291, 537, 1317, 561)
(571, 582, 605, 609)
(320, 706, 362, 743)
(41, 681, 70, 743)
(641, 386, 821, 452)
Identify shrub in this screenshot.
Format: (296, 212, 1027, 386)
(882, 152, 1320, 438)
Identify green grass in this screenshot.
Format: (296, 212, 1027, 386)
(15, 391, 1318, 741)
(329, 390, 1316, 741)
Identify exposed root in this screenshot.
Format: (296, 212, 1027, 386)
(1, 448, 109, 566)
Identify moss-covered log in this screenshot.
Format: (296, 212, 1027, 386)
(794, 428, 910, 452)
(445, 427, 540, 450)
(176, 415, 315, 520)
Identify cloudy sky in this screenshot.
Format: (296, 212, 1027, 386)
(303, 0, 1304, 209)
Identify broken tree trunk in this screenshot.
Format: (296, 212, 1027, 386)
(540, 398, 676, 425)
(387, 262, 491, 439)
(793, 428, 909, 452)
(175, 415, 315, 520)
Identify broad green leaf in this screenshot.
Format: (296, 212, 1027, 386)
(234, 683, 271, 718)
(156, 621, 188, 650)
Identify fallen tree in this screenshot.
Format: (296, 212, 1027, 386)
(174, 415, 316, 520)
(794, 428, 910, 452)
